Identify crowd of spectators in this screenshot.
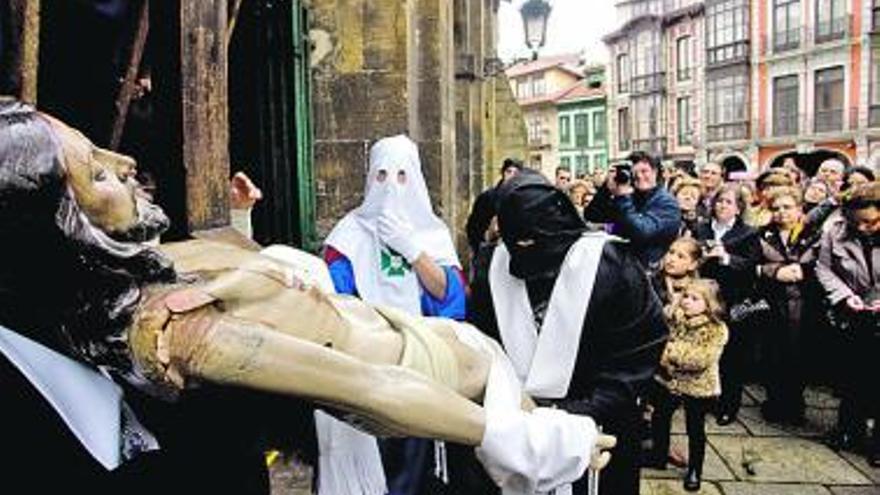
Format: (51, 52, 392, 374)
(550, 154, 879, 479)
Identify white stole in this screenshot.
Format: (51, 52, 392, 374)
(0, 325, 125, 470)
(489, 233, 608, 398)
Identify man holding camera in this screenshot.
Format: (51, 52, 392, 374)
(584, 151, 681, 268)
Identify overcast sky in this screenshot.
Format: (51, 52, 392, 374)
(498, 0, 617, 64)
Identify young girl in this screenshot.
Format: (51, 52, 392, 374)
(652, 237, 702, 306)
(647, 279, 729, 492)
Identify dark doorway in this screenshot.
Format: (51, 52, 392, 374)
(228, 0, 315, 249)
(769, 149, 851, 177)
(721, 155, 747, 177)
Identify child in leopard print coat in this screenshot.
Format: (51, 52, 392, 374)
(647, 279, 729, 492)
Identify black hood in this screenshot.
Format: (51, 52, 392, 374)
(495, 169, 586, 279)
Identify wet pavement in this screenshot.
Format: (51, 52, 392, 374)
(269, 385, 879, 494)
(640, 385, 879, 495)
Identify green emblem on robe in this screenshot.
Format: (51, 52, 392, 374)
(381, 248, 411, 277)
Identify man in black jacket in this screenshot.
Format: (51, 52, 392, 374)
(469, 169, 668, 495)
(465, 158, 523, 256)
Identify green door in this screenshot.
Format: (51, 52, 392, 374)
(228, 0, 317, 251)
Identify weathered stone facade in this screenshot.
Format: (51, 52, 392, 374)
(309, 0, 525, 256)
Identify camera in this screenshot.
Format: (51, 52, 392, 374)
(700, 239, 720, 255)
(613, 162, 633, 185)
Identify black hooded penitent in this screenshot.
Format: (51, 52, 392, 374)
(494, 169, 586, 280)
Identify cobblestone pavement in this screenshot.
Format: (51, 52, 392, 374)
(640, 385, 880, 495)
(270, 385, 879, 494)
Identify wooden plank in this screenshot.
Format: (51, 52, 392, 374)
(180, 0, 230, 232)
(4, 0, 40, 102)
(110, 0, 150, 150)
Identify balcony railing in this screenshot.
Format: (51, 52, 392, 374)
(770, 107, 861, 137)
(815, 108, 844, 133)
(773, 28, 801, 53)
(706, 121, 749, 142)
(760, 15, 853, 57)
(631, 72, 666, 95)
(815, 16, 849, 44)
(706, 40, 750, 67)
(773, 112, 799, 137)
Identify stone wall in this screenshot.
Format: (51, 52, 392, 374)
(309, 0, 525, 263)
(309, 0, 455, 240)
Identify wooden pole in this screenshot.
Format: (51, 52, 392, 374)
(4, 0, 40, 102)
(180, 0, 231, 231)
(226, 0, 244, 47)
(109, 0, 150, 150)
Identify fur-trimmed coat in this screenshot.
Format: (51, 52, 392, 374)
(656, 313, 728, 398)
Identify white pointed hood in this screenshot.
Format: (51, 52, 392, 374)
(325, 135, 459, 313)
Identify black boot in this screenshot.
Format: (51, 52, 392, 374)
(683, 466, 701, 492)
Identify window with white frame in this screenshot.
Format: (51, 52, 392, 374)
(527, 118, 543, 144)
(575, 155, 589, 177)
(617, 53, 630, 93)
(593, 111, 606, 145)
(815, 0, 846, 42)
(559, 115, 572, 146)
(518, 80, 530, 99)
(677, 97, 692, 145)
(706, 68, 749, 141)
(814, 66, 844, 132)
(634, 29, 660, 78)
(773, 75, 799, 136)
(706, 0, 749, 65)
(773, 0, 800, 51)
(575, 114, 590, 148)
(618, 107, 632, 151)
(633, 99, 651, 141)
(677, 36, 693, 81)
(531, 75, 546, 97)
(872, 50, 880, 107)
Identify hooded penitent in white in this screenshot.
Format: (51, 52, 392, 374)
(325, 134, 460, 314)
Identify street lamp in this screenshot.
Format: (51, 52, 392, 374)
(520, 0, 552, 59)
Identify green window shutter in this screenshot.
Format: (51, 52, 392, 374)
(559, 116, 571, 146)
(575, 114, 589, 147)
(592, 111, 606, 146)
